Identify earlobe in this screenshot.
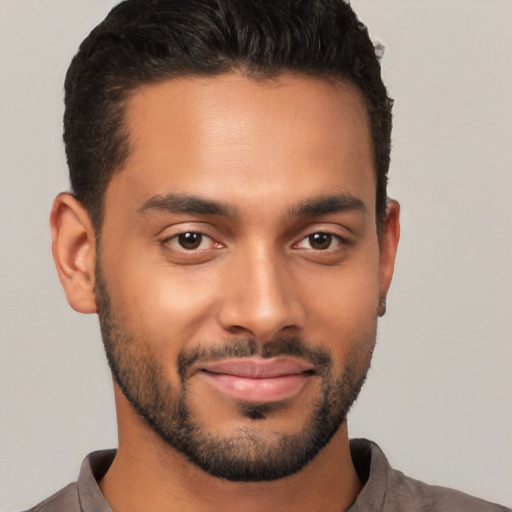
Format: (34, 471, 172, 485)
(50, 193, 97, 314)
(378, 199, 400, 312)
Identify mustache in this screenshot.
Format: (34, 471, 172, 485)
(177, 336, 332, 381)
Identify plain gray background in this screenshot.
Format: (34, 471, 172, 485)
(1, 0, 511, 510)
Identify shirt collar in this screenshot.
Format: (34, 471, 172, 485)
(76, 440, 387, 511)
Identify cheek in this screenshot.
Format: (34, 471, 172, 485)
(305, 250, 380, 310)
(103, 254, 222, 347)
(299, 249, 380, 354)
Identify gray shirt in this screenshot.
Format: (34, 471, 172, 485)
(26, 439, 510, 511)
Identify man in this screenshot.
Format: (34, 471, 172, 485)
(24, 0, 510, 511)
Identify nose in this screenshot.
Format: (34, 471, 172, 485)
(217, 245, 306, 342)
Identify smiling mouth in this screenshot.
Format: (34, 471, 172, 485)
(197, 357, 315, 402)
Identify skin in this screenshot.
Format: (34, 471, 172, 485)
(51, 73, 400, 512)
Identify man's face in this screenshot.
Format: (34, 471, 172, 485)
(95, 73, 391, 481)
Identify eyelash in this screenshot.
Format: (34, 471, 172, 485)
(163, 232, 220, 252)
(294, 232, 344, 251)
(162, 230, 346, 254)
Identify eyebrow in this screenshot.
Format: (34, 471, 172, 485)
(138, 193, 235, 217)
(138, 192, 365, 219)
(290, 194, 366, 218)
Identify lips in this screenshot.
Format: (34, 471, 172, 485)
(198, 357, 314, 402)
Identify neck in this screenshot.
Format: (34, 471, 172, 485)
(100, 387, 362, 512)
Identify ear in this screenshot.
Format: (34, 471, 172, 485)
(378, 199, 400, 309)
(50, 193, 97, 314)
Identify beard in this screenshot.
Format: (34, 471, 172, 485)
(95, 268, 376, 482)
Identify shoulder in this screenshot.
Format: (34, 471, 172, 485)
(349, 439, 511, 512)
(23, 482, 80, 512)
(22, 449, 116, 512)
(389, 468, 510, 512)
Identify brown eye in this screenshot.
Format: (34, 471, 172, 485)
(308, 233, 332, 250)
(177, 232, 203, 250)
(163, 230, 222, 259)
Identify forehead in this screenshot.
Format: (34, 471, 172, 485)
(108, 72, 375, 219)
